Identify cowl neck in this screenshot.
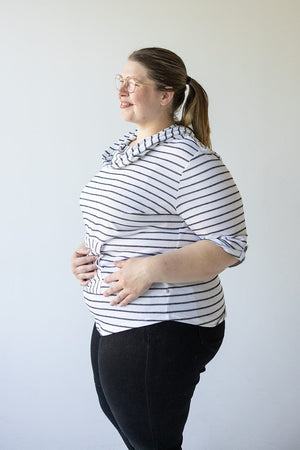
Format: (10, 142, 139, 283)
(102, 125, 196, 169)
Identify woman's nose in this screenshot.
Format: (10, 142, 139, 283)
(118, 81, 129, 94)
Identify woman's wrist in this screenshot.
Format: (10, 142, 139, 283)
(145, 253, 169, 284)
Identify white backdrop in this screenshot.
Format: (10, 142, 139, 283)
(1, 1, 299, 449)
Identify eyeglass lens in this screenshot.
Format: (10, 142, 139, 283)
(115, 76, 136, 93)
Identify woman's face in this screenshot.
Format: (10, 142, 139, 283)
(117, 60, 169, 129)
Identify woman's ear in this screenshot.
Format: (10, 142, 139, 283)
(160, 89, 174, 107)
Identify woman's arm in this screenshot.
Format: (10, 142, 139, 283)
(104, 240, 238, 306)
(149, 239, 238, 283)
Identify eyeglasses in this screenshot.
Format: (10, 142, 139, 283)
(115, 74, 155, 93)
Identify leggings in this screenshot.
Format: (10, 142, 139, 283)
(90, 320, 225, 450)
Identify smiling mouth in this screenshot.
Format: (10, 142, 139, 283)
(120, 102, 133, 109)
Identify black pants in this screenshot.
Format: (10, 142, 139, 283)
(90, 320, 225, 450)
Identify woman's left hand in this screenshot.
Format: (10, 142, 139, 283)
(103, 257, 154, 307)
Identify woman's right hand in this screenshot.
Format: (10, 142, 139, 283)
(71, 242, 99, 286)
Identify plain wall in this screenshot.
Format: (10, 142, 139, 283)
(1, 0, 299, 449)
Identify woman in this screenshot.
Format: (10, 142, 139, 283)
(71, 47, 247, 450)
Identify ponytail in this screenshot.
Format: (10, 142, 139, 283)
(179, 78, 211, 149)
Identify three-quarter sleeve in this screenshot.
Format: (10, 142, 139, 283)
(176, 151, 247, 263)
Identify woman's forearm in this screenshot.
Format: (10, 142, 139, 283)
(148, 240, 238, 284)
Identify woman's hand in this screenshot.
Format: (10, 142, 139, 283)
(71, 242, 99, 286)
(103, 257, 154, 307)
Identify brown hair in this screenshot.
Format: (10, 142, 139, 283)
(129, 47, 211, 148)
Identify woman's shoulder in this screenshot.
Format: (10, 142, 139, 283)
(162, 125, 221, 165)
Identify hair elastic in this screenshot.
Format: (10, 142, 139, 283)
(186, 76, 192, 85)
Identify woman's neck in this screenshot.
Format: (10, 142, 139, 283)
(134, 119, 174, 145)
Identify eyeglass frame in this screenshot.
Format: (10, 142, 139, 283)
(115, 74, 156, 93)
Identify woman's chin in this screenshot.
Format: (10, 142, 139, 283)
(120, 110, 134, 123)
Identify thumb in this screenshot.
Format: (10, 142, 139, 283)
(76, 247, 90, 256)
